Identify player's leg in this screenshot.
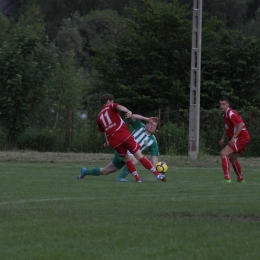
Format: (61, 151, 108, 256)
(133, 150, 166, 181)
(116, 144, 141, 182)
(110, 151, 131, 182)
(122, 153, 141, 182)
(117, 154, 138, 181)
(229, 138, 250, 182)
(220, 145, 234, 182)
(123, 135, 157, 177)
(122, 136, 164, 182)
(115, 139, 141, 182)
(100, 162, 119, 175)
(229, 153, 244, 182)
(77, 162, 118, 179)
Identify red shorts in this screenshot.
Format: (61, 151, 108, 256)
(227, 138, 250, 154)
(114, 135, 140, 157)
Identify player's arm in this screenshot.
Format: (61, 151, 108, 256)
(101, 132, 109, 147)
(131, 114, 158, 123)
(229, 113, 245, 143)
(219, 130, 226, 146)
(116, 104, 132, 118)
(230, 123, 244, 142)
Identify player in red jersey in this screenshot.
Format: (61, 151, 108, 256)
(95, 93, 166, 182)
(219, 96, 250, 183)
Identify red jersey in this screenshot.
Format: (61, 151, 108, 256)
(97, 103, 132, 148)
(223, 108, 250, 141)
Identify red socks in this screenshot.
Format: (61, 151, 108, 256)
(125, 160, 136, 173)
(125, 156, 160, 181)
(221, 156, 231, 180)
(231, 161, 244, 181)
(125, 160, 141, 182)
(139, 156, 159, 176)
(221, 157, 244, 181)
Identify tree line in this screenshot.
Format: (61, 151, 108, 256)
(1, 0, 260, 151)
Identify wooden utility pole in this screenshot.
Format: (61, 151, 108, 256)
(188, 0, 203, 160)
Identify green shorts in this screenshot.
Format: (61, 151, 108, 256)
(111, 151, 125, 170)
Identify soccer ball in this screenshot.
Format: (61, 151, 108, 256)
(155, 161, 168, 173)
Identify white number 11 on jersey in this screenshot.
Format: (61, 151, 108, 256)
(100, 111, 112, 127)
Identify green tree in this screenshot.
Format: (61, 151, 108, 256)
(201, 17, 260, 109)
(53, 9, 127, 68)
(92, 0, 191, 111)
(179, 0, 248, 30)
(243, 1, 260, 37)
(53, 12, 86, 66)
(53, 9, 129, 112)
(11, 0, 137, 39)
(0, 12, 10, 44)
(49, 55, 85, 129)
(0, 5, 56, 148)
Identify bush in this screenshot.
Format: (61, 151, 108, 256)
(158, 122, 188, 155)
(4, 108, 260, 157)
(71, 120, 107, 153)
(17, 128, 66, 152)
(0, 128, 8, 150)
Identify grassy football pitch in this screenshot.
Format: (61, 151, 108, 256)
(0, 162, 260, 260)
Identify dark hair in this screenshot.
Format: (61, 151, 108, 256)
(219, 96, 229, 103)
(101, 93, 114, 105)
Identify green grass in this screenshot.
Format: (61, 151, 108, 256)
(0, 162, 260, 260)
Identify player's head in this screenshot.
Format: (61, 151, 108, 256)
(219, 96, 230, 112)
(146, 118, 158, 134)
(101, 93, 114, 105)
(220, 96, 230, 103)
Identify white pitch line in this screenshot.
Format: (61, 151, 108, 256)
(0, 197, 87, 206)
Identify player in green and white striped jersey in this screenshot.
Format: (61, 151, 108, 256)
(115, 117, 159, 182)
(78, 114, 161, 182)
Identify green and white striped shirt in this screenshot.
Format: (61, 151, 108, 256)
(131, 120, 159, 156)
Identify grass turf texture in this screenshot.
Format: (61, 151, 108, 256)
(0, 162, 260, 260)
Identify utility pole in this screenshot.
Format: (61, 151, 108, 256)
(188, 0, 203, 160)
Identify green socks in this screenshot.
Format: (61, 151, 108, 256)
(118, 165, 130, 179)
(83, 167, 101, 176)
